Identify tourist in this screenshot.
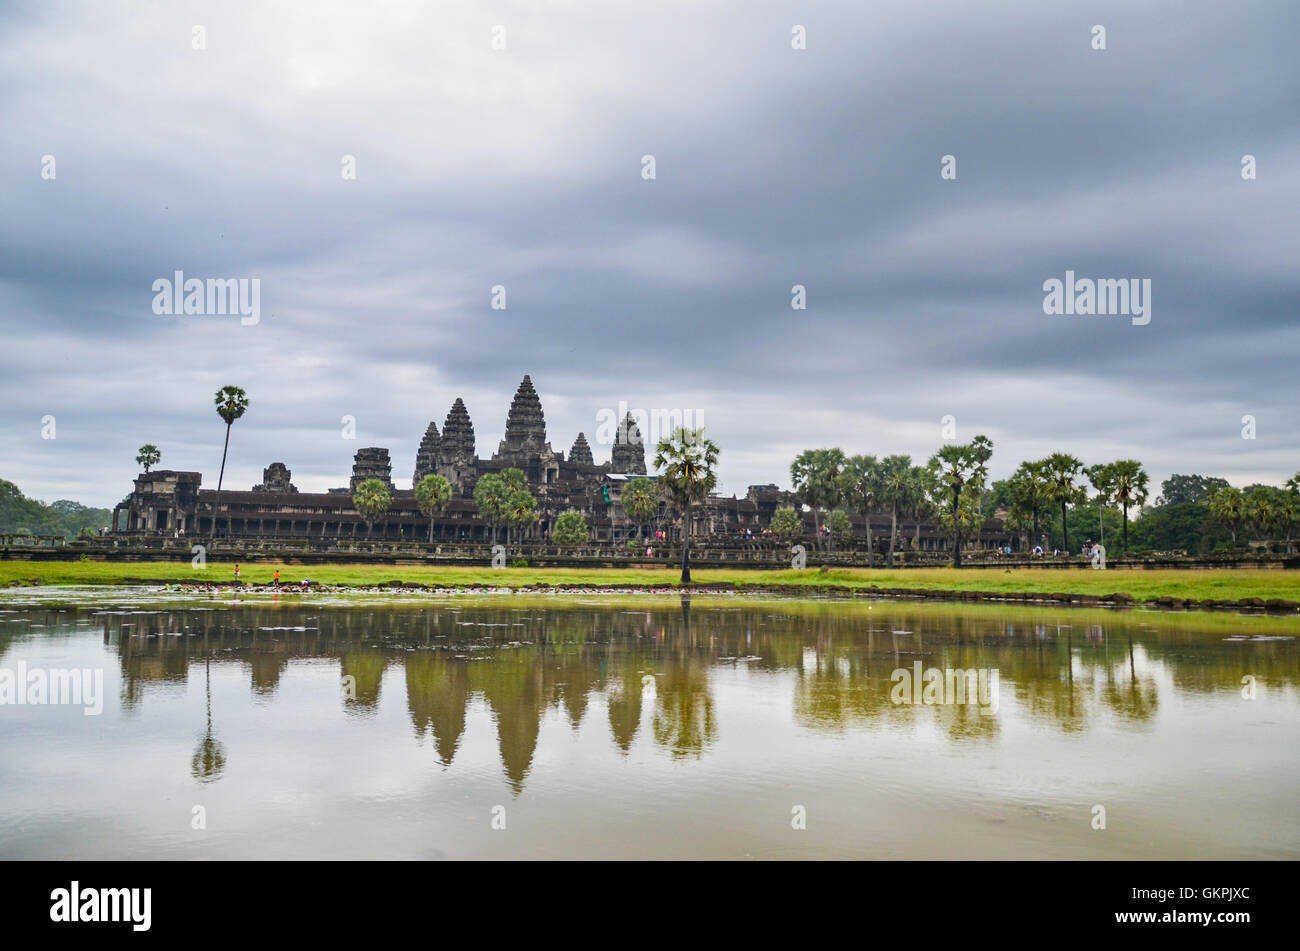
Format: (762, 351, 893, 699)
(273, 569, 280, 584)
(234, 564, 240, 582)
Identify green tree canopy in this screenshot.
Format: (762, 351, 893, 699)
(770, 507, 803, 537)
(1124, 502, 1206, 553)
(414, 473, 453, 543)
(927, 435, 992, 567)
(135, 444, 161, 472)
(552, 509, 589, 546)
(828, 509, 851, 534)
(506, 488, 538, 543)
(352, 478, 392, 537)
(840, 454, 880, 565)
(878, 454, 922, 567)
(1007, 459, 1051, 547)
(790, 449, 845, 549)
(1041, 452, 1087, 554)
(500, 468, 526, 492)
(473, 474, 510, 544)
(620, 477, 659, 535)
(1208, 486, 1245, 545)
(210, 385, 249, 539)
(1244, 486, 1276, 542)
(0, 480, 112, 536)
(1105, 459, 1149, 553)
(1158, 473, 1230, 506)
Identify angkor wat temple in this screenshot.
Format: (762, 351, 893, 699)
(113, 375, 787, 543)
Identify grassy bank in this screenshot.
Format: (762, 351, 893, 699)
(3, 560, 1300, 606)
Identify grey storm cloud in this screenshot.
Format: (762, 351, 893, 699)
(1, 0, 1297, 508)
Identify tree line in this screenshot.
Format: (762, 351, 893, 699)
(786, 439, 996, 567)
(0, 480, 113, 538)
(783, 442, 1300, 563)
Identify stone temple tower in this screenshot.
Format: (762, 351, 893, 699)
(568, 432, 594, 467)
(493, 374, 560, 483)
(494, 375, 549, 460)
(412, 420, 440, 487)
(349, 448, 394, 493)
(436, 398, 477, 492)
(610, 413, 646, 474)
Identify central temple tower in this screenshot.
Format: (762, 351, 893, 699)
(493, 375, 561, 483)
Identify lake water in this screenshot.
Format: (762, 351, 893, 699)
(1, 587, 1296, 859)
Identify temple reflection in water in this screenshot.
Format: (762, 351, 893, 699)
(22, 596, 1287, 794)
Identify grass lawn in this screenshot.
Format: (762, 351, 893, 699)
(3, 560, 1300, 603)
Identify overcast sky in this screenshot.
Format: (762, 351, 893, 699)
(2, 0, 1298, 509)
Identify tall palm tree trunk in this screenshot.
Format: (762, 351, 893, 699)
(888, 507, 898, 568)
(210, 422, 232, 539)
(952, 486, 962, 568)
(1061, 501, 1070, 555)
(680, 504, 692, 584)
(1122, 504, 1129, 554)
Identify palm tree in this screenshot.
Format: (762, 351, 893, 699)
(1208, 486, 1244, 545)
(1007, 459, 1050, 548)
(1106, 460, 1149, 554)
(1274, 490, 1297, 553)
(878, 454, 916, 568)
(500, 467, 526, 493)
(210, 385, 248, 539)
(1042, 452, 1086, 555)
(653, 427, 720, 584)
(1281, 475, 1300, 553)
(415, 474, 452, 543)
(927, 435, 993, 567)
(790, 448, 846, 551)
(506, 488, 538, 545)
(908, 465, 937, 553)
(472, 474, 510, 544)
(1244, 486, 1275, 546)
(352, 478, 392, 538)
(135, 444, 161, 473)
(1086, 463, 1114, 546)
(840, 454, 879, 565)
